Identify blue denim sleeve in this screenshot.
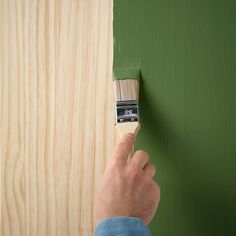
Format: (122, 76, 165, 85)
(95, 217, 151, 236)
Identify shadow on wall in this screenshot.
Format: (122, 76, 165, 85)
(137, 73, 236, 236)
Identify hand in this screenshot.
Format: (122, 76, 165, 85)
(94, 133, 160, 226)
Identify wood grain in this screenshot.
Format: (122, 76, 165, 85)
(1, 0, 114, 235)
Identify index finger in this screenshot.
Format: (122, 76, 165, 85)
(112, 133, 135, 164)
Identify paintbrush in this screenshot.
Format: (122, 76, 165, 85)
(113, 67, 140, 158)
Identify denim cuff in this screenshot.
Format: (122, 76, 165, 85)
(95, 216, 151, 236)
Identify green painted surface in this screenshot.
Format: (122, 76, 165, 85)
(113, 67, 140, 80)
(113, 0, 236, 235)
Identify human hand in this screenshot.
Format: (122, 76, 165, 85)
(94, 133, 160, 226)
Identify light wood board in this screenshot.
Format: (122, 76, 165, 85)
(1, 0, 114, 235)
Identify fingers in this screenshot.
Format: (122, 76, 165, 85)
(130, 150, 149, 169)
(143, 163, 156, 178)
(113, 133, 135, 163)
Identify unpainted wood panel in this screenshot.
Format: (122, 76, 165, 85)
(1, 0, 114, 235)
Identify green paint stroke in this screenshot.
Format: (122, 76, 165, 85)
(113, 67, 141, 80)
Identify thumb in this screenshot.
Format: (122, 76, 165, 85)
(112, 133, 135, 164)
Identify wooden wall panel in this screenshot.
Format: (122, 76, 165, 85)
(1, 0, 114, 235)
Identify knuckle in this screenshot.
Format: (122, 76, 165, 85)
(153, 182, 161, 196)
(145, 181, 160, 204)
(136, 150, 148, 157)
(146, 178, 154, 188)
(149, 163, 156, 172)
(137, 150, 149, 159)
(153, 181, 160, 190)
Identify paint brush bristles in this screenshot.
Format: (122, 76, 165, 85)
(114, 79, 139, 102)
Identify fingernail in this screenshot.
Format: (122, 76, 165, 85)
(126, 133, 135, 138)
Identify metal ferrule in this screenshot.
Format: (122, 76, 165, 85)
(115, 100, 139, 123)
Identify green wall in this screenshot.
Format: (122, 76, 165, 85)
(113, 0, 236, 235)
